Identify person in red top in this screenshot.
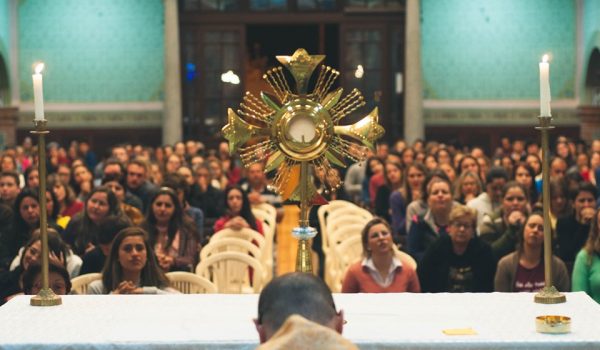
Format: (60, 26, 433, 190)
(342, 217, 420, 293)
(213, 186, 263, 235)
(49, 175, 84, 218)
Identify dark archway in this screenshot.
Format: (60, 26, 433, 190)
(0, 54, 9, 106)
(585, 48, 600, 87)
(585, 48, 600, 106)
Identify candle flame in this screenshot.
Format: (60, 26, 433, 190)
(542, 54, 549, 63)
(34, 63, 45, 74)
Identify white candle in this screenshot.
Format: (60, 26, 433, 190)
(32, 63, 45, 121)
(539, 54, 551, 116)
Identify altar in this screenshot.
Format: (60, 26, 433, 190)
(1, 292, 599, 350)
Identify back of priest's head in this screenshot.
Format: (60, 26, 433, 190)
(255, 272, 344, 342)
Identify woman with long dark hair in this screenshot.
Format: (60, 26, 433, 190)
(87, 227, 176, 294)
(513, 163, 538, 205)
(213, 186, 263, 234)
(140, 187, 199, 272)
(375, 161, 404, 224)
(63, 186, 126, 256)
(494, 211, 569, 292)
(48, 173, 84, 219)
(10, 188, 61, 252)
(70, 164, 94, 201)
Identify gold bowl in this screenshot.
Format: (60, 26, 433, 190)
(535, 315, 571, 334)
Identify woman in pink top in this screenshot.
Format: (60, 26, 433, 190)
(342, 217, 420, 293)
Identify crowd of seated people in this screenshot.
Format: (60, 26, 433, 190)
(0, 135, 599, 306)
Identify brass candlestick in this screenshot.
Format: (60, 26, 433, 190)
(30, 119, 61, 306)
(223, 49, 384, 273)
(534, 115, 565, 304)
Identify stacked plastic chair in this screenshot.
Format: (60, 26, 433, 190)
(316, 200, 372, 291)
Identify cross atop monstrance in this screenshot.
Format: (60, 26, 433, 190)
(222, 48, 384, 272)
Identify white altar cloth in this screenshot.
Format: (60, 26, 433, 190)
(1, 292, 599, 349)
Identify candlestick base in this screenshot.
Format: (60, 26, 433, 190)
(293, 226, 317, 273)
(534, 286, 566, 304)
(30, 287, 62, 307)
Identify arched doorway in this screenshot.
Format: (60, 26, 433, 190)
(585, 47, 600, 106)
(578, 45, 600, 143)
(0, 54, 9, 106)
(0, 52, 18, 148)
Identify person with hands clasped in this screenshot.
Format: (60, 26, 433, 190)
(88, 227, 178, 294)
(140, 187, 200, 272)
(479, 181, 530, 262)
(1, 229, 75, 304)
(213, 186, 263, 235)
(556, 182, 598, 274)
(495, 211, 570, 292)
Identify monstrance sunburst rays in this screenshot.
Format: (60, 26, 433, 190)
(222, 48, 384, 272)
(223, 48, 384, 205)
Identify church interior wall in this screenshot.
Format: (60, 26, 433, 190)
(583, 0, 600, 105)
(15, 0, 164, 138)
(0, 0, 10, 106)
(4, 1, 598, 149)
(421, 0, 579, 133)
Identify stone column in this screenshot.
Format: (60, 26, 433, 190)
(403, 0, 424, 143)
(0, 107, 18, 148)
(9, 0, 20, 105)
(578, 106, 600, 143)
(163, 0, 183, 145)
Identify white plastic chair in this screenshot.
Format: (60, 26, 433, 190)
(317, 200, 357, 258)
(200, 237, 263, 262)
(166, 271, 217, 294)
(252, 202, 277, 222)
(326, 215, 370, 238)
(200, 237, 266, 282)
(317, 200, 355, 237)
(252, 204, 277, 281)
(210, 228, 267, 256)
(196, 251, 265, 294)
(330, 206, 373, 222)
(70, 273, 102, 295)
(328, 223, 365, 247)
(331, 235, 364, 292)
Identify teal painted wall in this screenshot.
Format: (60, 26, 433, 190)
(18, 0, 164, 103)
(422, 0, 576, 100)
(584, 0, 600, 55)
(583, 0, 600, 89)
(0, 0, 9, 84)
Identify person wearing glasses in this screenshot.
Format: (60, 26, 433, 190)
(417, 205, 495, 293)
(341, 217, 420, 293)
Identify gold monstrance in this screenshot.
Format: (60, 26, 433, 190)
(223, 49, 384, 272)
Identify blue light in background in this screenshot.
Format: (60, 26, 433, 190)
(186, 63, 196, 81)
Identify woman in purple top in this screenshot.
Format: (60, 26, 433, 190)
(494, 211, 570, 292)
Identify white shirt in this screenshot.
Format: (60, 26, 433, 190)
(361, 256, 402, 288)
